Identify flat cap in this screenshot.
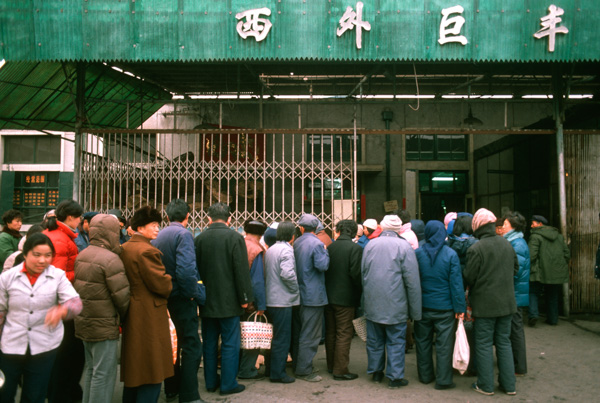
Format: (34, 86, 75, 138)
(362, 219, 377, 230)
(531, 215, 548, 225)
(298, 213, 319, 228)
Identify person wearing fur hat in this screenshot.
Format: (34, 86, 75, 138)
(361, 214, 421, 389)
(238, 219, 268, 381)
(464, 208, 518, 396)
(120, 206, 173, 402)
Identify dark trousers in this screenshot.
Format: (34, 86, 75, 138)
(47, 320, 85, 403)
(0, 348, 58, 403)
(290, 305, 301, 370)
(544, 284, 562, 325)
(264, 307, 293, 380)
(324, 304, 356, 375)
(510, 307, 528, 374)
(202, 316, 241, 393)
(366, 320, 407, 381)
(164, 298, 202, 402)
(293, 306, 324, 376)
(474, 315, 515, 393)
(414, 310, 455, 387)
(122, 383, 162, 403)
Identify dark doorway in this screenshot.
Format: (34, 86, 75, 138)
(419, 193, 466, 223)
(418, 171, 468, 223)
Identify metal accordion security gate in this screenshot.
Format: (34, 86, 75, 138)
(80, 129, 358, 233)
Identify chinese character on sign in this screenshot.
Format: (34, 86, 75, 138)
(337, 2, 371, 49)
(533, 5, 568, 52)
(438, 5, 468, 45)
(236, 7, 272, 42)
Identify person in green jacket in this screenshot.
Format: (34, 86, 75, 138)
(528, 215, 570, 327)
(0, 209, 23, 268)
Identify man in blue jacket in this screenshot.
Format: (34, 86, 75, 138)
(292, 214, 330, 382)
(153, 199, 205, 403)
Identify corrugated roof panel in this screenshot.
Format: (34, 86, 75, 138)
(0, 0, 598, 63)
(0, 62, 171, 131)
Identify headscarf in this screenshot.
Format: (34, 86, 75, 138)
(380, 215, 403, 232)
(421, 220, 447, 264)
(472, 208, 497, 232)
(444, 212, 457, 227)
(410, 219, 425, 242)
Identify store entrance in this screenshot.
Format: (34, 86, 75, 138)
(418, 171, 468, 223)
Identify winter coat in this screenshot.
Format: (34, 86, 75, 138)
(152, 222, 204, 302)
(194, 222, 254, 318)
(325, 235, 363, 307)
(74, 215, 130, 342)
(2, 236, 26, 273)
(74, 228, 90, 252)
(293, 232, 330, 307)
(447, 234, 478, 273)
(119, 233, 173, 387)
(528, 225, 570, 284)
(44, 221, 79, 282)
(0, 230, 20, 268)
(245, 236, 266, 311)
(464, 223, 518, 318)
(264, 241, 300, 307)
(398, 223, 419, 250)
(361, 230, 422, 324)
(416, 245, 465, 313)
(504, 230, 530, 307)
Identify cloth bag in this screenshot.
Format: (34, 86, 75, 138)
(168, 316, 178, 365)
(452, 318, 470, 374)
(240, 312, 273, 350)
(352, 316, 368, 342)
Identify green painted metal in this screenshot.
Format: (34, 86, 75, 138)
(0, 62, 171, 131)
(0, 0, 597, 63)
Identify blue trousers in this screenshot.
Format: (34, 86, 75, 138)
(165, 298, 202, 402)
(474, 315, 516, 393)
(529, 282, 561, 324)
(294, 306, 324, 376)
(202, 316, 241, 393)
(0, 347, 57, 403)
(122, 383, 161, 403)
(82, 339, 119, 403)
(366, 320, 407, 381)
(414, 310, 455, 386)
(265, 307, 293, 380)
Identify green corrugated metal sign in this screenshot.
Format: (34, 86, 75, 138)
(0, 0, 598, 63)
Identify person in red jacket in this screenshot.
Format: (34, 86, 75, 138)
(43, 199, 85, 403)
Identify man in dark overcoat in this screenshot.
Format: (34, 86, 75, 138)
(194, 203, 254, 396)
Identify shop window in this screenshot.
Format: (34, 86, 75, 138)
(12, 172, 60, 223)
(3, 136, 61, 164)
(307, 134, 361, 162)
(406, 134, 467, 161)
(419, 171, 468, 194)
(305, 178, 352, 200)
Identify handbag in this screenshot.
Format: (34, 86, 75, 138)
(352, 316, 368, 342)
(452, 318, 470, 374)
(240, 312, 273, 350)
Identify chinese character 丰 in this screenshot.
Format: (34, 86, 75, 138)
(236, 7, 272, 42)
(337, 2, 371, 49)
(438, 5, 468, 46)
(533, 4, 569, 52)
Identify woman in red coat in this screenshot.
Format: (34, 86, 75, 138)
(43, 199, 85, 403)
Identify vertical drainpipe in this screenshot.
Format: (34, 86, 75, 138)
(553, 71, 569, 318)
(73, 62, 86, 202)
(382, 110, 393, 202)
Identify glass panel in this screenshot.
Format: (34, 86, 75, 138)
(35, 137, 61, 163)
(420, 135, 434, 160)
(451, 135, 467, 160)
(437, 135, 453, 160)
(406, 135, 420, 160)
(419, 172, 431, 192)
(4, 137, 35, 163)
(454, 173, 467, 193)
(431, 172, 455, 193)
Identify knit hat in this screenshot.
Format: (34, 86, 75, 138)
(531, 215, 548, 225)
(263, 228, 277, 247)
(130, 206, 162, 230)
(472, 208, 497, 232)
(362, 219, 377, 231)
(380, 215, 403, 232)
(444, 212, 458, 227)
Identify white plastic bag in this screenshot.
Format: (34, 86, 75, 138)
(452, 318, 470, 374)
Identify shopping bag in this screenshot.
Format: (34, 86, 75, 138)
(168, 317, 178, 365)
(452, 318, 470, 374)
(240, 312, 273, 350)
(352, 316, 368, 342)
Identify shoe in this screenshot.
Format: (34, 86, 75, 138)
(388, 379, 409, 389)
(206, 375, 221, 392)
(165, 392, 179, 402)
(499, 385, 517, 395)
(333, 373, 358, 381)
(220, 384, 245, 396)
(270, 375, 296, 384)
(435, 382, 456, 390)
(515, 373, 526, 377)
(419, 378, 433, 385)
(544, 320, 557, 326)
(372, 371, 384, 383)
(471, 383, 494, 396)
(528, 317, 537, 327)
(238, 373, 265, 380)
(297, 373, 322, 382)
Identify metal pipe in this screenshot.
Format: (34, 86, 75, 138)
(73, 62, 86, 202)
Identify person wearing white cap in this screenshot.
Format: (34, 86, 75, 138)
(361, 214, 421, 389)
(357, 219, 381, 249)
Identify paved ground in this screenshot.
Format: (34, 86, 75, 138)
(126, 313, 600, 403)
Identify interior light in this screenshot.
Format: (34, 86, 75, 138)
(432, 177, 456, 182)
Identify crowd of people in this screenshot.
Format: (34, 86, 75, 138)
(0, 199, 572, 402)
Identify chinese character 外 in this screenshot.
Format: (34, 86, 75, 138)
(533, 4, 569, 52)
(337, 2, 371, 49)
(236, 7, 272, 42)
(438, 5, 468, 45)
